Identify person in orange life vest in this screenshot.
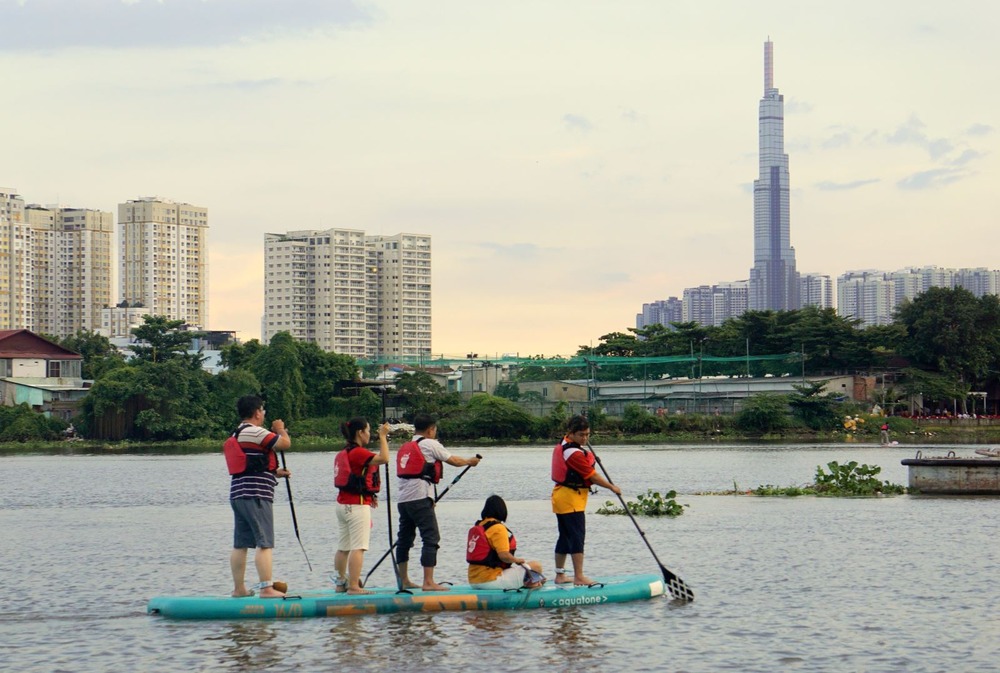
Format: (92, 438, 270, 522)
(395, 413, 481, 591)
(467, 495, 544, 590)
(229, 394, 291, 599)
(551, 415, 620, 586)
(333, 417, 390, 595)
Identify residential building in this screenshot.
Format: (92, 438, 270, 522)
(99, 303, 152, 339)
(837, 270, 896, 326)
(118, 197, 208, 329)
(0, 329, 87, 420)
(682, 285, 714, 325)
(749, 40, 799, 312)
(800, 273, 834, 309)
(636, 297, 683, 330)
(711, 281, 749, 326)
(263, 229, 431, 360)
(0, 188, 113, 337)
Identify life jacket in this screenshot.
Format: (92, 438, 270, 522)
(551, 440, 595, 489)
(334, 445, 381, 497)
(223, 423, 278, 476)
(396, 437, 443, 483)
(466, 519, 516, 569)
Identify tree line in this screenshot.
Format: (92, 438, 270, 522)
(11, 286, 998, 443)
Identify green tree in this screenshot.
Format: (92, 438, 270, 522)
(788, 381, 842, 430)
(129, 315, 198, 365)
(58, 330, 126, 380)
(293, 340, 358, 417)
(445, 395, 537, 440)
(493, 381, 520, 401)
(205, 368, 262, 435)
(734, 394, 789, 434)
(252, 332, 306, 424)
(219, 338, 265, 370)
(393, 371, 461, 420)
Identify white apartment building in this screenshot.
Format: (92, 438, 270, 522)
(837, 270, 897, 326)
(118, 197, 208, 329)
(636, 297, 682, 330)
(98, 304, 152, 339)
(799, 273, 833, 309)
(0, 188, 113, 336)
(263, 229, 431, 360)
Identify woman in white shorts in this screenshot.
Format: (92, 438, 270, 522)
(333, 417, 390, 594)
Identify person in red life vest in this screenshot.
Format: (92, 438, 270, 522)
(333, 417, 390, 595)
(467, 495, 544, 590)
(228, 395, 291, 599)
(395, 413, 481, 591)
(551, 415, 620, 586)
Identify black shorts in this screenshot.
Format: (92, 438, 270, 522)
(554, 510, 586, 555)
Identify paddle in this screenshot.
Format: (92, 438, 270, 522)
(362, 454, 482, 587)
(587, 442, 694, 602)
(383, 462, 408, 594)
(279, 451, 312, 571)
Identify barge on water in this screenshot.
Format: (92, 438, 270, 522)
(900, 450, 1000, 495)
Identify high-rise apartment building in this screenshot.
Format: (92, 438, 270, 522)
(263, 229, 431, 360)
(749, 40, 799, 312)
(118, 197, 208, 329)
(636, 297, 683, 330)
(0, 188, 113, 336)
(25, 205, 113, 337)
(711, 281, 750, 326)
(800, 273, 834, 309)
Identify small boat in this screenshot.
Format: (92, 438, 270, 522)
(901, 450, 1000, 495)
(148, 574, 666, 620)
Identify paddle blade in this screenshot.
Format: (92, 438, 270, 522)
(663, 568, 694, 602)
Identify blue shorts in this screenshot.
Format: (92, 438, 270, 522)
(232, 497, 275, 549)
(554, 511, 586, 555)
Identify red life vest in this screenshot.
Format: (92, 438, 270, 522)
(334, 445, 381, 497)
(551, 440, 594, 489)
(396, 437, 443, 483)
(466, 519, 516, 569)
(223, 423, 279, 476)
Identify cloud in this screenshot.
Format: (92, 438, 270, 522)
(965, 123, 994, 137)
(885, 115, 953, 160)
(897, 168, 967, 190)
(562, 113, 593, 133)
(0, 0, 372, 51)
(815, 178, 880, 191)
(950, 149, 982, 166)
(784, 98, 813, 114)
(821, 130, 853, 149)
(476, 241, 559, 260)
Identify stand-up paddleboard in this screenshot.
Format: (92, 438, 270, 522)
(148, 574, 666, 620)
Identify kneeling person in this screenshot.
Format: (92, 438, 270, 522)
(467, 495, 544, 590)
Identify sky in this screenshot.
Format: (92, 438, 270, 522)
(2, 0, 997, 358)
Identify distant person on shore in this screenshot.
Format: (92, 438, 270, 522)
(227, 394, 291, 599)
(467, 495, 544, 590)
(395, 413, 481, 591)
(551, 415, 621, 586)
(880, 423, 890, 446)
(333, 417, 390, 595)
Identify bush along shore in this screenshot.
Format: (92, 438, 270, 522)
(700, 461, 907, 497)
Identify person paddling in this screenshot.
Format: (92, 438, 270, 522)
(551, 415, 620, 586)
(333, 418, 390, 595)
(228, 395, 291, 599)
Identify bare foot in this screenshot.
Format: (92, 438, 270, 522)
(573, 576, 595, 586)
(555, 575, 574, 584)
(347, 588, 374, 595)
(401, 580, 421, 589)
(421, 582, 451, 591)
(259, 586, 286, 598)
(232, 589, 254, 598)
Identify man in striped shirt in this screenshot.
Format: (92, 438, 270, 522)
(229, 395, 291, 598)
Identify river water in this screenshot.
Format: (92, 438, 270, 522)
(2, 443, 998, 672)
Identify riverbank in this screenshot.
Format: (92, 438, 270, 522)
(3, 422, 998, 455)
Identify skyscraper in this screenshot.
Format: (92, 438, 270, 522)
(749, 40, 799, 312)
(118, 197, 209, 329)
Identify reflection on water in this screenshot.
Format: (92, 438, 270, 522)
(209, 622, 282, 671)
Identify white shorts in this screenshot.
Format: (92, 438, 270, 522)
(471, 565, 526, 590)
(336, 503, 372, 551)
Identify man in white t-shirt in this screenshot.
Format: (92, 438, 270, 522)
(395, 414, 481, 591)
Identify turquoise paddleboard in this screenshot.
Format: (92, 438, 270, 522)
(148, 574, 666, 620)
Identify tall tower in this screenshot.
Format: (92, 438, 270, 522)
(749, 40, 799, 312)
